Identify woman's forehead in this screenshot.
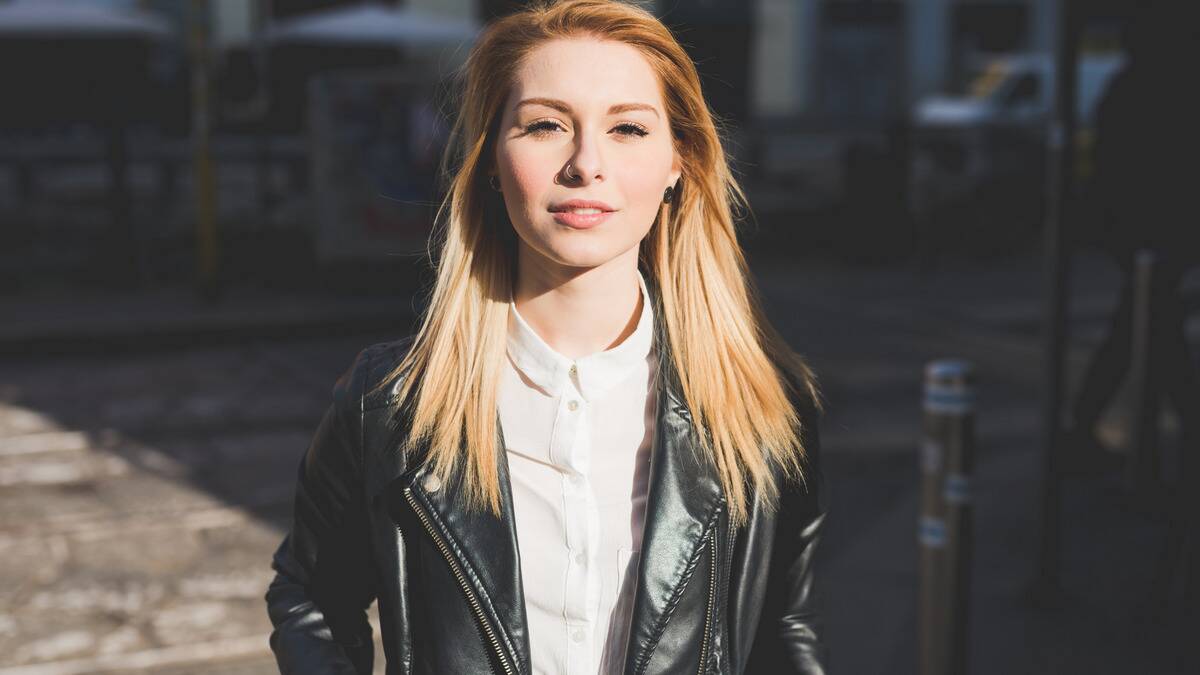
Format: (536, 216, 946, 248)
(508, 37, 665, 115)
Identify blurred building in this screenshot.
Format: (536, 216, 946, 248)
(0, 0, 1114, 287)
(750, 0, 1059, 123)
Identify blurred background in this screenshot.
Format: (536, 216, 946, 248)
(1, 0, 1196, 673)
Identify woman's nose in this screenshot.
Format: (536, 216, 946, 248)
(564, 133, 604, 184)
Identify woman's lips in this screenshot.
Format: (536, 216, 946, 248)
(551, 209, 614, 229)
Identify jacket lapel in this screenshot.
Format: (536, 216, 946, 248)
(397, 415, 532, 674)
(621, 356, 726, 674)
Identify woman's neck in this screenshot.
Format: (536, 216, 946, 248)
(512, 247, 644, 360)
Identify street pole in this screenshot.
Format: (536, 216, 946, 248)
(190, 0, 220, 302)
(1033, 0, 1080, 601)
(1124, 249, 1161, 493)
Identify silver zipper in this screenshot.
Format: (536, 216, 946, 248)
(722, 516, 736, 674)
(726, 515, 736, 568)
(403, 486, 515, 675)
(697, 526, 718, 674)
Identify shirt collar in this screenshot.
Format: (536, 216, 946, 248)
(506, 269, 656, 402)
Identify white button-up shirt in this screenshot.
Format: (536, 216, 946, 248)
(498, 270, 658, 675)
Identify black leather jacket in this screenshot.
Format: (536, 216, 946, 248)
(265, 336, 828, 674)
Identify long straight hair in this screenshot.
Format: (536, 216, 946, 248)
(371, 0, 821, 529)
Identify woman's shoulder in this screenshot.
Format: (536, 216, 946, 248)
(331, 335, 418, 413)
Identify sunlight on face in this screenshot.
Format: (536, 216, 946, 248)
(493, 37, 681, 275)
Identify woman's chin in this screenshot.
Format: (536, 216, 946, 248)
(538, 240, 626, 270)
(517, 227, 642, 272)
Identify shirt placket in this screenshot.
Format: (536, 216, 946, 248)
(551, 362, 597, 674)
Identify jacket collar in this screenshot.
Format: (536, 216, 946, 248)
(370, 276, 726, 674)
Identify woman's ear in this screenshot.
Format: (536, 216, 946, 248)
(668, 154, 682, 191)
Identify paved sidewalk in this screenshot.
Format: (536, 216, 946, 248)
(0, 335, 394, 674)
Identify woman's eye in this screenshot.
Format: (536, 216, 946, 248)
(524, 120, 562, 135)
(613, 123, 649, 138)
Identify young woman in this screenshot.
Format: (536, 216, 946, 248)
(265, 1, 828, 673)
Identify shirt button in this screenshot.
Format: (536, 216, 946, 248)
(574, 551, 585, 564)
(567, 399, 579, 411)
(571, 628, 585, 643)
(570, 474, 583, 486)
(569, 364, 578, 377)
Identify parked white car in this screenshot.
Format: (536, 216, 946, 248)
(908, 52, 1126, 258)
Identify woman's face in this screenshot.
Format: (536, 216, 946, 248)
(492, 37, 681, 275)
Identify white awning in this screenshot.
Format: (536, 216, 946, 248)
(265, 2, 479, 48)
(0, 0, 171, 39)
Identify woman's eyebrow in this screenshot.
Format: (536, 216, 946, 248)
(515, 97, 660, 119)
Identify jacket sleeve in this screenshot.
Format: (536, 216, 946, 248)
(744, 396, 830, 674)
(265, 348, 378, 675)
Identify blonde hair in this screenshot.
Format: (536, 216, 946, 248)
(370, 0, 821, 528)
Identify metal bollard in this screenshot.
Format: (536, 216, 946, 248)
(919, 359, 976, 675)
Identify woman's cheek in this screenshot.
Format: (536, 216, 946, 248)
(622, 165, 669, 217)
(506, 157, 535, 198)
